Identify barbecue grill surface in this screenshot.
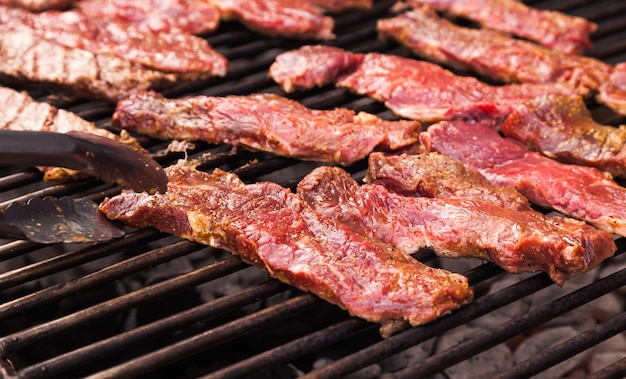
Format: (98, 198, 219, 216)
(1, 1, 626, 378)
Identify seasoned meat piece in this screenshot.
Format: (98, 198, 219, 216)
(377, 8, 610, 97)
(404, 0, 596, 54)
(76, 0, 221, 35)
(299, 166, 615, 285)
(0, 86, 142, 181)
(100, 163, 473, 328)
(598, 63, 626, 116)
(270, 45, 363, 93)
(365, 152, 530, 211)
(421, 120, 626, 237)
(0, 29, 195, 102)
(209, 0, 334, 40)
(0, 5, 227, 75)
(113, 91, 421, 165)
(501, 94, 626, 178)
(270, 45, 575, 122)
(308, 0, 371, 12)
(0, 0, 71, 11)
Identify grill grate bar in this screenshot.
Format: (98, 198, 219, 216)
(0, 255, 248, 355)
(299, 272, 558, 378)
(0, 229, 160, 293)
(15, 280, 289, 379)
(493, 312, 626, 379)
(82, 294, 321, 379)
(590, 357, 626, 379)
(386, 266, 626, 378)
(202, 318, 373, 379)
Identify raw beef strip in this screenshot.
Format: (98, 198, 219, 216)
(100, 163, 473, 328)
(76, 0, 221, 35)
(0, 0, 71, 11)
(308, 0, 371, 12)
(0, 5, 227, 75)
(299, 165, 615, 284)
(113, 91, 421, 165)
(209, 0, 334, 40)
(501, 94, 626, 178)
(0, 28, 196, 102)
(598, 62, 626, 117)
(365, 151, 531, 211)
(421, 120, 626, 237)
(377, 7, 610, 97)
(270, 45, 575, 122)
(404, 0, 596, 54)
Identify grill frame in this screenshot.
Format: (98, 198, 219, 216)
(1, 0, 626, 378)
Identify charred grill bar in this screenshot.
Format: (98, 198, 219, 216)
(1, 0, 626, 378)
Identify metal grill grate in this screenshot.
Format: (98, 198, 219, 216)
(1, 0, 626, 378)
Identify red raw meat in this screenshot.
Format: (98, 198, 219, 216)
(377, 7, 610, 97)
(404, 0, 596, 54)
(100, 163, 473, 328)
(76, 0, 221, 35)
(112, 91, 421, 165)
(501, 94, 626, 178)
(270, 45, 575, 122)
(299, 165, 615, 284)
(421, 120, 626, 237)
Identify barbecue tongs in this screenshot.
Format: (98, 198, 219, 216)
(0, 130, 169, 243)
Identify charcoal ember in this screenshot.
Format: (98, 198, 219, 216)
(513, 326, 586, 379)
(470, 275, 534, 330)
(379, 340, 435, 373)
(435, 324, 514, 378)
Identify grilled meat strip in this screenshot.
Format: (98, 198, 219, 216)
(0, 0, 71, 11)
(299, 165, 615, 285)
(269, 45, 575, 122)
(100, 163, 473, 327)
(377, 7, 610, 97)
(0, 5, 227, 76)
(403, 0, 596, 55)
(112, 91, 421, 165)
(365, 151, 531, 212)
(76, 0, 221, 35)
(501, 94, 626, 179)
(0, 28, 194, 102)
(421, 120, 626, 237)
(308, 0, 372, 12)
(0, 86, 142, 181)
(598, 63, 626, 117)
(208, 0, 334, 40)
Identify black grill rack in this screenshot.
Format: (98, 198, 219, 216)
(1, 1, 625, 378)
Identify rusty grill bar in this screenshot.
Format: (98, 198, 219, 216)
(1, 0, 626, 378)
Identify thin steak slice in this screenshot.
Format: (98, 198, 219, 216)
(0, 29, 194, 102)
(112, 91, 421, 165)
(0, 0, 71, 11)
(208, 0, 334, 40)
(501, 94, 626, 179)
(598, 62, 626, 117)
(421, 120, 626, 237)
(269, 45, 575, 122)
(76, 0, 221, 35)
(100, 163, 473, 328)
(365, 151, 531, 211)
(377, 8, 610, 97)
(403, 0, 596, 54)
(298, 165, 615, 285)
(0, 5, 227, 76)
(308, 0, 372, 12)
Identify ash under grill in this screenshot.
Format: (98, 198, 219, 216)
(1, 0, 626, 378)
